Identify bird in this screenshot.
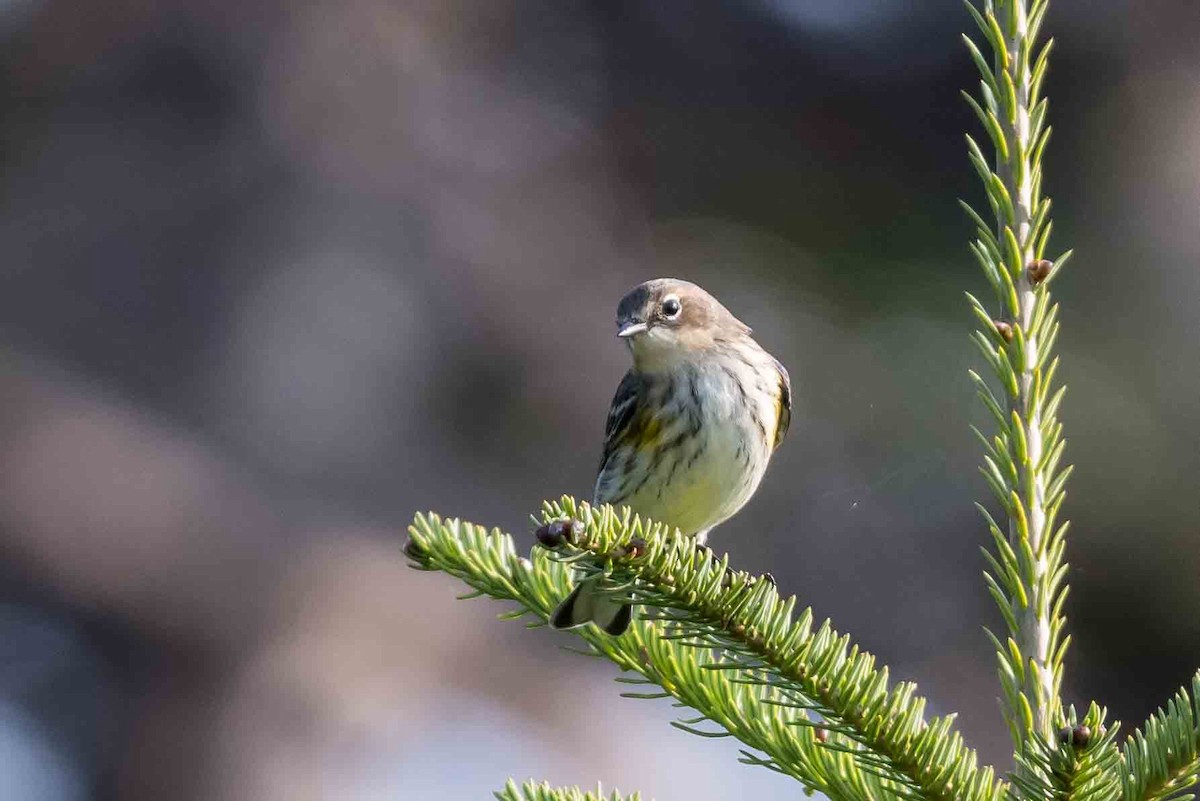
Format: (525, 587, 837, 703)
(550, 278, 791, 635)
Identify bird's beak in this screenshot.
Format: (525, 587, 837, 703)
(617, 321, 649, 338)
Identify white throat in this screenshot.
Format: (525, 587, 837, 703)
(627, 328, 696, 373)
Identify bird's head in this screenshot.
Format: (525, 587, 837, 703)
(614, 278, 751, 370)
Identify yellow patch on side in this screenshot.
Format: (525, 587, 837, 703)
(767, 394, 781, 446)
(769, 375, 791, 450)
(621, 411, 664, 450)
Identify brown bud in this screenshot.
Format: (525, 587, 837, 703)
(1072, 724, 1091, 748)
(815, 727, 829, 743)
(625, 537, 647, 558)
(660, 574, 675, 586)
(731, 623, 746, 637)
(994, 321, 1014, 342)
(535, 518, 581, 549)
(1028, 259, 1053, 284)
(402, 537, 427, 561)
(534, 522, 561, 548)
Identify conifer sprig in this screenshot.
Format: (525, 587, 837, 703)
(961, 0, 1072, 754)
(406, 498, 1005, 801)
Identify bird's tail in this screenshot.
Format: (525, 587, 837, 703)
(549, 576, 632, 635)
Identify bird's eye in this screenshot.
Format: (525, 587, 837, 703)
(661, 297, 682, 318)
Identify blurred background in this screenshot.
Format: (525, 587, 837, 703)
(1, 0, 1198, 798)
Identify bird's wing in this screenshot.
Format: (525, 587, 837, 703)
(598, 370, 641, 476)
(772, 358, 792, 450)
(592, 371, 648, 506)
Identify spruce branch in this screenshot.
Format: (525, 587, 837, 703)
(407, 497, 1006, 801)
(494, 779, 642, 801)
(1121, 672, 1200, 801)
(408, 507, 885, 801)
(962, 0, 1072, 755)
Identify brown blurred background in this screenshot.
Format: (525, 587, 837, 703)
(1, 1, 1199, 799)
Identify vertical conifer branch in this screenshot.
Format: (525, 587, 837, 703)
(964, 0, 1072, 758)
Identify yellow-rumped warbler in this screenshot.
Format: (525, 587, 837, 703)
(550, 278, 791, 635)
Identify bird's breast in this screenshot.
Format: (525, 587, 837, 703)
(596, 359, 778, 536)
